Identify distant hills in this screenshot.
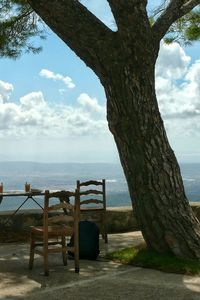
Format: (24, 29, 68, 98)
(0, 161, 200, 205)
(0, 161, 124, 176)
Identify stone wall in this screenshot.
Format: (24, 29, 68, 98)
(0, 203, 200, 242)
(0, 206, 138, 242)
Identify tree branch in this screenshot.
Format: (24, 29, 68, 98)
(27, 0, 114, 73)
(152, 0, 200, 43)
(107, 0, 149, 33)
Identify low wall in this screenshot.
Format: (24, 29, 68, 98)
(0, 203, 200, 242)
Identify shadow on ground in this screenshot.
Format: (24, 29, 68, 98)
(0, 232, 200, 300)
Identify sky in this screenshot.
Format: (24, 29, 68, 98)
(0, 1, 200, 163)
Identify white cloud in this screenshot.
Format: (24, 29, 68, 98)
(0, 87, 107, 138)
(39, 69, 75, 89)
(155, 43, 200, 137)
(185, 59, 200, 82)
(77, 93, 105, 115)
(59, 89, 67, 95)
(0, 92, 47, 133)
(0, 80, 14, 103)
(20, 91, 47, 110)
(156, 42, 191, 79)
(1, 42, 199, 144)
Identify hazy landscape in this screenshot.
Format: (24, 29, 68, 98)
(0, 161, 199, 210)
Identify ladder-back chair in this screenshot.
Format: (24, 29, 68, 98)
(29, 190, 80, 276)
(77, 179, 108, 243)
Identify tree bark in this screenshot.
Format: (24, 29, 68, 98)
(103, 54, 200, 259)
(27, 0, 200, 259)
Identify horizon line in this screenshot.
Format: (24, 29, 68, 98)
(0, 160, 199, 165)
(0, 160, 121, 164)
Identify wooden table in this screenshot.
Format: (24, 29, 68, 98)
(0, 190, 71, 226)
(0, 191, 45, 223)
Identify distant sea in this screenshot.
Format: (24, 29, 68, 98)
(0, 161, 199, 211)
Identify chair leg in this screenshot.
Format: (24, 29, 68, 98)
(43, 238, 49, 276)
(102, 213, 108, 244)
(104, 220, 108, 243)
(29, 232, 35, 270)
(74, 230, 79, 273)
(104, 232, 108, 244)
(61, 235, 67, 266)
(74, 252, 79, 274)
(44, 253, 49, 276)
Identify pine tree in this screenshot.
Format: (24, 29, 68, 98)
(1, 0, 200, 259)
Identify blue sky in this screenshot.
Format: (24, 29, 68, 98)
(0, 1, 200, 163)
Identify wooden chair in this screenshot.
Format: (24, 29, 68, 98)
(77, 179, 108, 243)
(29, 190, 80, 276)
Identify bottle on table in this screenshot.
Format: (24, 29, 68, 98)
(0, 182, 3, 193)
(25, 182, 31, 192)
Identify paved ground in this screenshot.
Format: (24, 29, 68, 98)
(0, 231, 200, 300)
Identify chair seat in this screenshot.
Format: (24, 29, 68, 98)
(31, 225, 72, 236)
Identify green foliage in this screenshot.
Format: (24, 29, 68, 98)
(0, 0, 45, 59)
(0, 1, 200, 59)
(151, 3, 200, 45)
(165, 10, 200, 45)
(106, 244, 200, 275)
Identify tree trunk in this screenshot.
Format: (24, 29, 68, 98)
(27, 0, 200, 260)
(102, 54, 200, 259)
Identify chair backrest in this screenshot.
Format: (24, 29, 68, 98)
(76, 179, 106, 210)
(43, 190, 80, 235)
